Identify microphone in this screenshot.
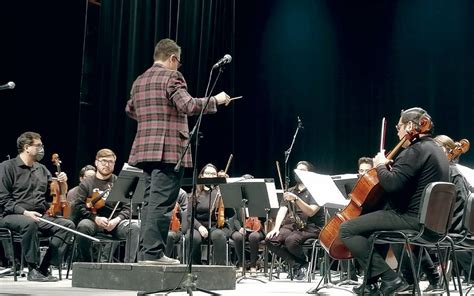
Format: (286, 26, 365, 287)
(297, 116, 304, 129)
(0, 81, 15, 91)
(212, 54, 232, 69)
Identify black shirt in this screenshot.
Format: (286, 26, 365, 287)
(70, 174, 131, 223)
(0, 155, 52, 216)
(376, 136, 449, 215)
(282, 185, 325, 228)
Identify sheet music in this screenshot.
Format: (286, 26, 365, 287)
(456, 164, 474, 187)
(294, 169, 349, 208)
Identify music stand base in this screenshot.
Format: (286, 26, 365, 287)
(236, 274, 267, 283)
(137, 273, 221, 296)
(306, 283, 354, 295)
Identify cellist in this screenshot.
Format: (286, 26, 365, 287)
(339, 107, 448, 295)
(0, 131, 75, 282)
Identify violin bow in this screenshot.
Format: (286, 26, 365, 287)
(380, 117, 387, 153)
(223, 154, 233, 175)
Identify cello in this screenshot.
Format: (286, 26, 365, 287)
(319, 116, 433, 259)
(47, 153, 71, 218)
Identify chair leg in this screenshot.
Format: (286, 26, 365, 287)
(446, 238, 463, 296)
(360, 236, 377, 296)
(436, 244, 452, 296)
(269, 252, 275, 281)
(66, 241, 76, 279)
(405, 242, 422, 296)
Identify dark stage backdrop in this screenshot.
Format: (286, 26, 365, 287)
(1, 0, 473, 184)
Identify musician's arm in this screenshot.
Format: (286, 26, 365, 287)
(272, 206, 288, 231)
(285, 191, 319, 217)
(0, 163, 21, 215)
(73, 180, 95, 221)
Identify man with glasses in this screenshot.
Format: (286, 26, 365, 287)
(340, 107, 448, 295)
(71, 149, 140, 263)
(0, 131, 75, 281)
(126, 38, 231, 265)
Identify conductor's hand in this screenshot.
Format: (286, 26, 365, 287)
(214, 92, 231, 106)
(198, 225, 209, 238)
(266, 229, 280, 240)
(23, 210, 42, 222)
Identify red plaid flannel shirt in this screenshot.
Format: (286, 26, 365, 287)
(126, 64, 217, 168)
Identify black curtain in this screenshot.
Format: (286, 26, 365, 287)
(42, 0, 474, 182)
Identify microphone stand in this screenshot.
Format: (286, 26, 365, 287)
(139, 66, 225, 296)
(284, 118, 303, 189)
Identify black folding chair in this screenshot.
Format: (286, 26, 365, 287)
(361, 182, 458, 296)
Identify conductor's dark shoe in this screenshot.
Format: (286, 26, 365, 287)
(27, 269, 53, 282)
(379, 276, 409, 296)
(352, 283, 380, 295)
(139, 255, 180, 265)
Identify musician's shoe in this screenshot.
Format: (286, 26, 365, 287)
(295, 263, 309, 281)
(352, 283, 380, 295)
(139, 255, 180, 265)
(423, 278, 444, 292)
(379, 275, 409, 296)
(27, 269, 56, 282)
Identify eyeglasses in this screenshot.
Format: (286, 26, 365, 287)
(395, 123, 405, 131)
(30, 143, 44, 148)
(358, 169, 370, 174)
(202, 171, 217, 177)
(97, 159, 115, 166)
(174, 56, 182, 69)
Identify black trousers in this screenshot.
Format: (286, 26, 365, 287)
(139, 163, 184, 261)
(1, 214, 75, 268)
(185, 227, 230, 265)
(232, 230, 264, 267)
(339, 209, 419, 278)
(266, 224, 319, 266)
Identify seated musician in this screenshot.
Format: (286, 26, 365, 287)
(266, 161, 324, 280)
(184, 163, 233, 265)
(66, 164, 96, 204)
(71, 148, 140, 263)
(339, 107, 448, 295)
(434, 135, 473, 282)
(0, 131, 75, 281)
(229, 174, 265, 275)
(164, 188, 188, 259)
(357, 156, 374, 176)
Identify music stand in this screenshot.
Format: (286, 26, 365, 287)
(292, 169, 354, 295)
(220, 179, 279, 283)
(196, 177, 226, 265)
(107, 168, 144, 262)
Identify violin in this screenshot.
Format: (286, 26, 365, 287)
(245, 217, 262, 232)
(47, 154, 70, 218)
(85, 187, 111, 214)
(447, 139, 470, 162)
(319, 116, 432, 259)
(216, 154, 233, 228)
(170, 202, 181, 232)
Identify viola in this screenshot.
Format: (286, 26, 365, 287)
(319, 116, 432, 259)
(170, 202, 181, 232)
(47, 154, 70, 218)
(85, 187, 111, 214)
(447, 139, 470, 162)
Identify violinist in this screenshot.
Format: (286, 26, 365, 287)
(184, 163, 233, 265)
(164, 188, 188, 259)
(72, 149, 140, 263)
(357, 157, 374, 176)
(339, 107, 448, 295)
(66, 164, 96, 204)
(434, 135, 473, 281)
(229, 174, 265, 275)
(0, 131, 75, 282)
(266, 161, 324, 281)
